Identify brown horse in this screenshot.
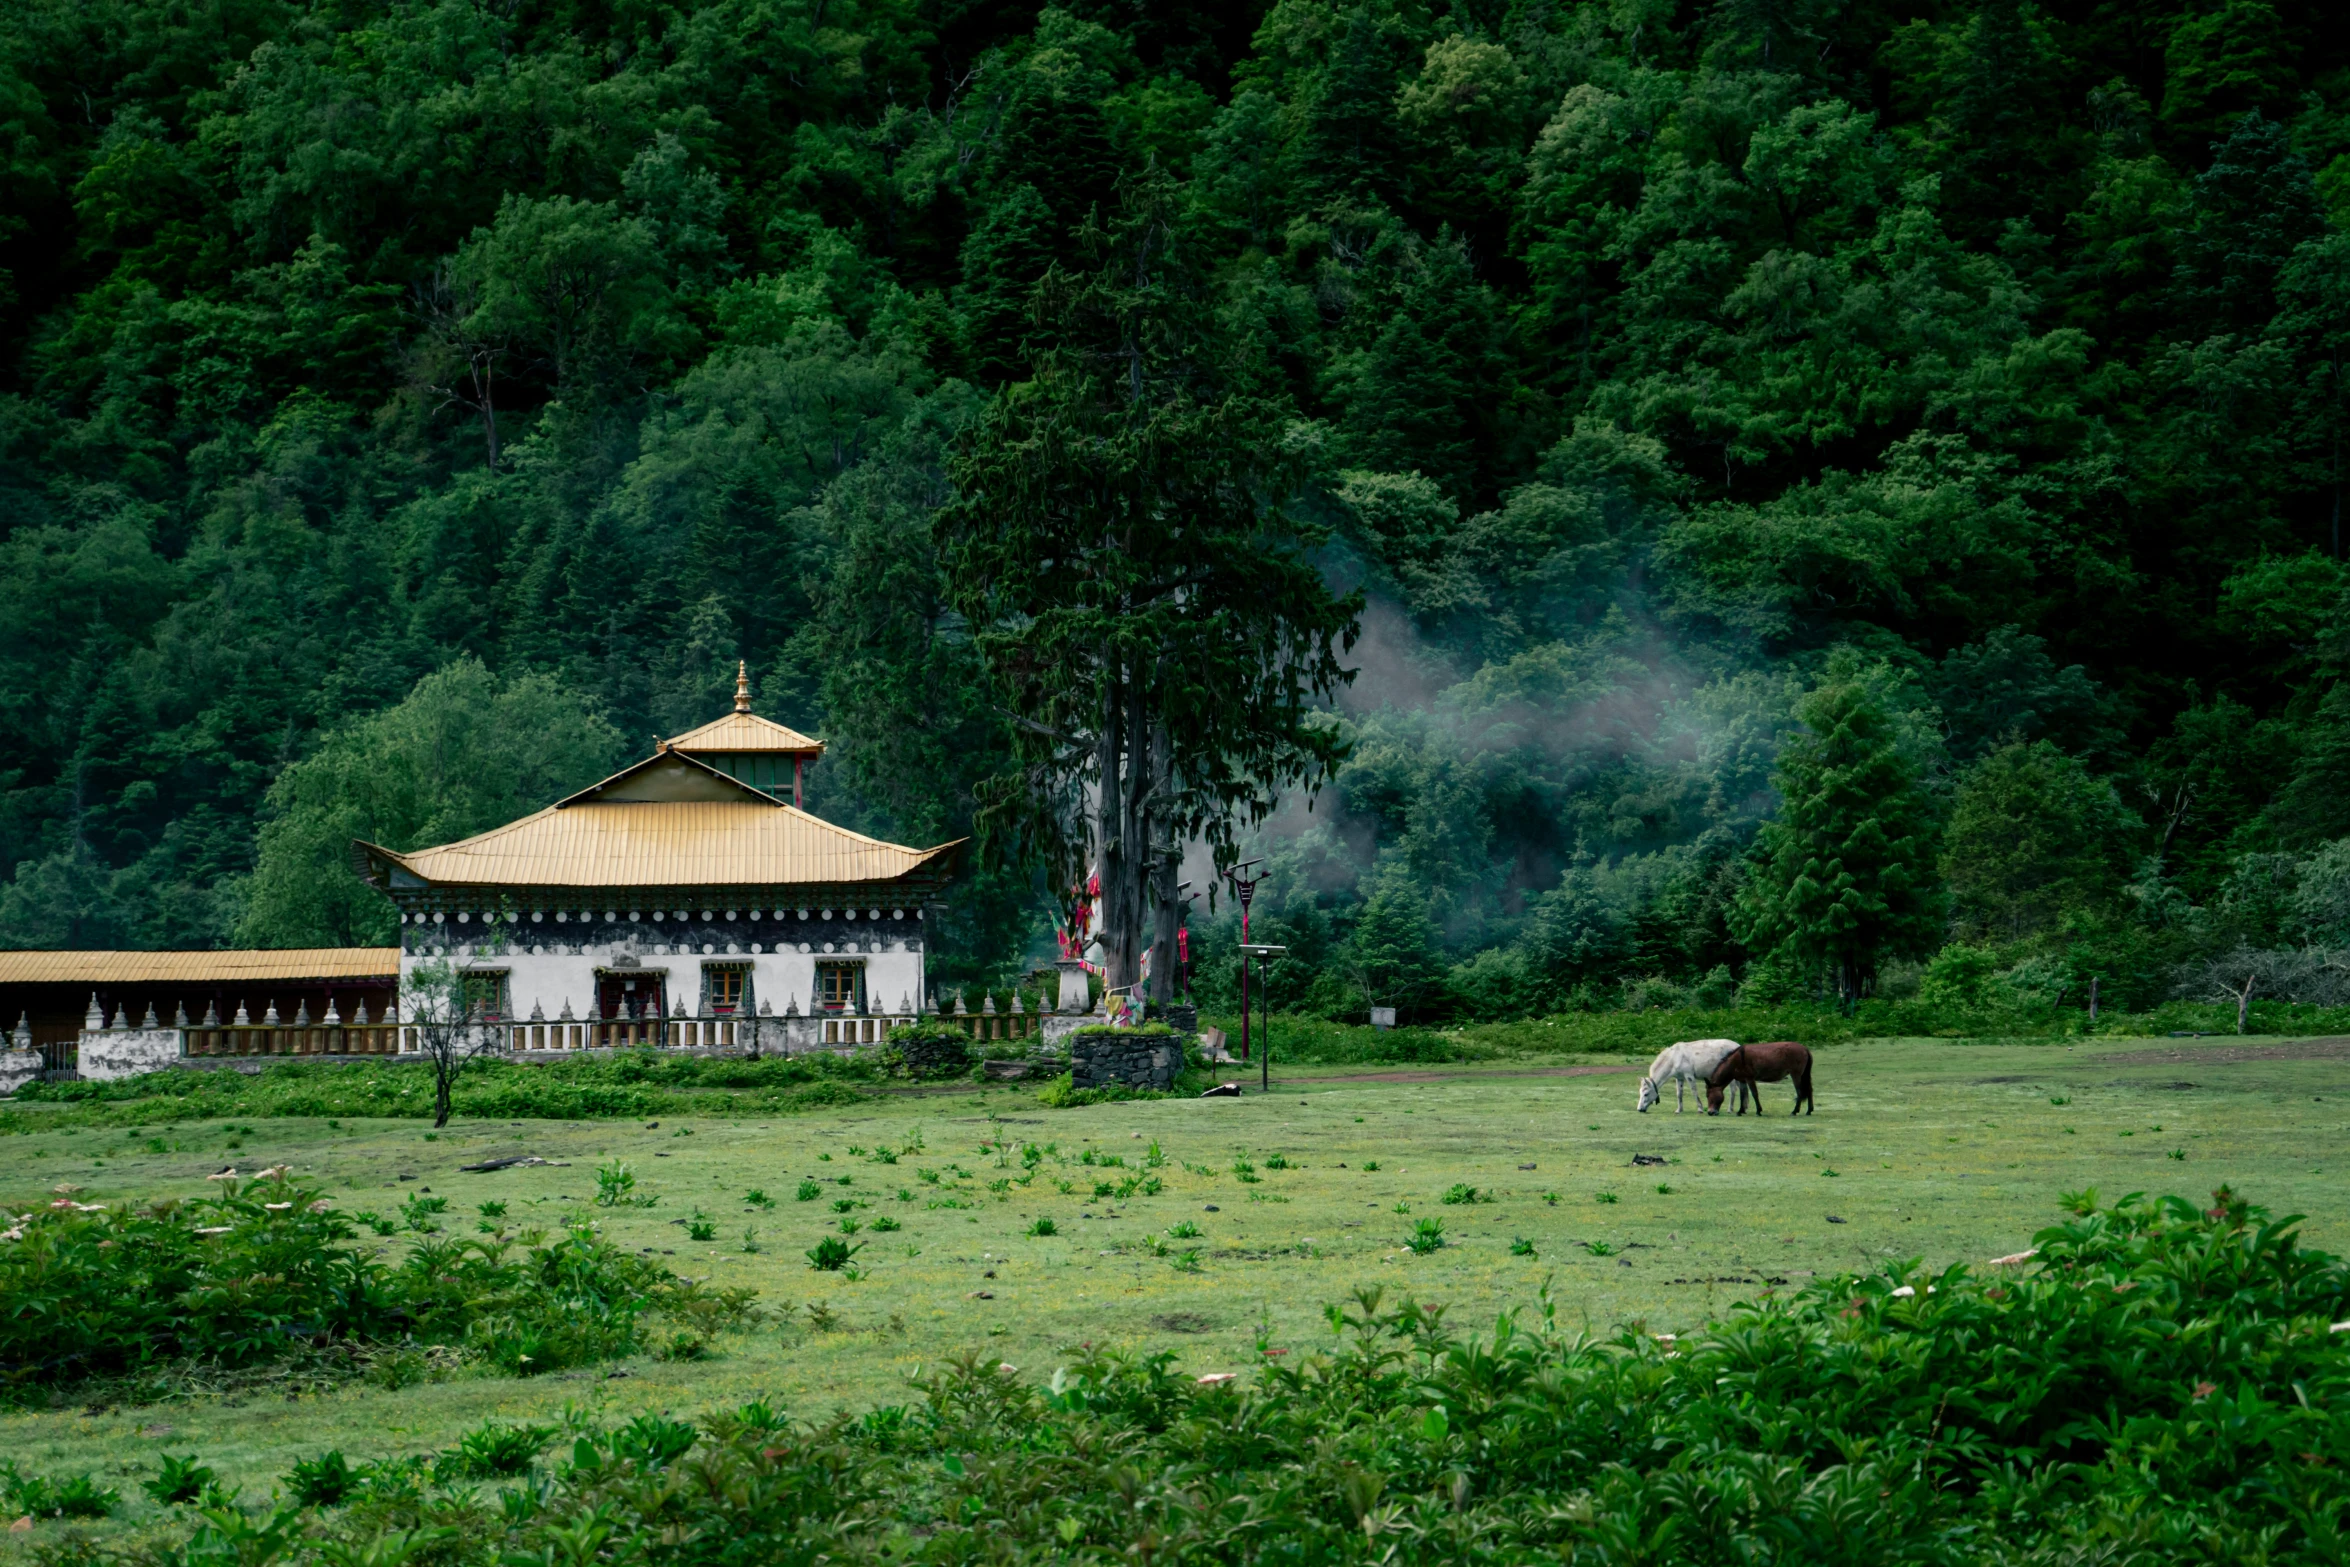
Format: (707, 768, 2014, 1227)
(1706, 1041, 1814, 1116)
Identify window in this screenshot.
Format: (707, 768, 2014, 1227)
(705, 966, 745, 1014)
(462, 971, 508, 1019)
(816, 962, 862, 1013)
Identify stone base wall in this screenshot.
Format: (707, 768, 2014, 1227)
(0, 1050, 43, 1095)
(896, 1029, 970, 1076)
(1036, 1014, 1090, 1055)
(78, 1027, 186, 1081)
(1071, 1031, 1182, 1092)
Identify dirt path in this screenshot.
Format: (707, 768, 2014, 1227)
(1302, 1062, 1643, 1085)
(2097, 1036, 2350, 1065)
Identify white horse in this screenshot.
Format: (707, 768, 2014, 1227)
(1636, 1038, 1753, 1113)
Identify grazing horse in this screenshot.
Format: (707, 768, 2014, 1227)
(1637, 1039, 1755, 1114)
(1706, 1041, 1814, 1116)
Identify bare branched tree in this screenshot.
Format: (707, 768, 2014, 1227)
(410, 261, 507, 471)
(2178, 945, 2350, 1034)
(402, 956, 502, 1127)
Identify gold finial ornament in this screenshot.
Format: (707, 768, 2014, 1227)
(734, 660, 751, 713)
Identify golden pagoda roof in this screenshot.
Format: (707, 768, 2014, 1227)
(665, 710, 824, 755)
(0, 949, 399, 985)
(665, 661, 823, 755)
(358, 751, 959, 894)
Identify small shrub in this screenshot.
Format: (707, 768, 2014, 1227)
(607, 1414, 698, 1467)
(400, 1191, 450, 1231)
(284, 1451, 354, 1508)
(807, 1236, 862, 1271)
(1028, 1218, 1057, 1237)
(1439, 1184, 1485, 1205)
(1595, 1191, 1619, 1204)
(596, 1161, 654, 1207)
(1361, 1160, 1381, 1172)
(688, 1219, 717, 1242)
(142, 1454, 215, 1506)
(871, 1216, 902, 1232)
(1586, 1239, 1617, 1256)
(444, 1421, 555, 1478)
(1405, 1218, 1446, 1255)
(1165, 1220, 1201, 1239)
(0, 1464, 119, 1519)
(794, 1180, 821, 1201)
(747, 1188, 776, 1209)
(1509, 1237, 1537, 1257)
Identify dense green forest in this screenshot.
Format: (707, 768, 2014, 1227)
(3, 0, 2348, 1016)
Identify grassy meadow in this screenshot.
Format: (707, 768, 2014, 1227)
(4, 1030, 2346, 1537)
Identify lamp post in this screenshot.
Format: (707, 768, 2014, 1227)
(1221, 860, 1266, 1062)
(1239, 944, 1286, 1093)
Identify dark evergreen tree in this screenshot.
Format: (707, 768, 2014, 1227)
(2172, 112, 2325, 335)
(1735, 674, 1946, 1010)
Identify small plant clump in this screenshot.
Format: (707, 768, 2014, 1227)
(1405, 1217, 1446, 1255)
(0, 1463, 118, 1520)
(806, 1236, 861, 1272)
(595, 1161, 656, 1207)
(283, 1451, 355, 1507)
(141, 1454, 215, 1506)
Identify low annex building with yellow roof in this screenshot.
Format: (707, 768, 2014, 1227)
(0, 669, 971, 1085)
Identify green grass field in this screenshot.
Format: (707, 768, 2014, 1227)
(5, 1031, 2345, 1534)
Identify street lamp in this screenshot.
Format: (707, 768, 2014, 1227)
(1239, 943, 1286, 1093)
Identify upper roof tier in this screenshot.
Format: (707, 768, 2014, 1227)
(357, 749, 960, 899)
(665, 662, 823, 757)
(665, 709, 824, 756)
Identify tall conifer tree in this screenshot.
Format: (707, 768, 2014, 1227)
(938, 175, 1361, 1002)
(1735, 674, 1945, 1010)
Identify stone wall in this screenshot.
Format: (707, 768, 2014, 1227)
(78, 1027, 186, 1081)
(1071, 1029, 1182, 1092)
(0, 1050, 42, 1095)
(896, 1028, 970, 1077)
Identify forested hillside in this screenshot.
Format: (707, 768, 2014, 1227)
(3, 0, 2348, 1014)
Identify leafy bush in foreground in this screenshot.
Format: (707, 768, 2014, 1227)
(0, 1174, 745, 1395)
(93, 1187, 2350, 1565)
